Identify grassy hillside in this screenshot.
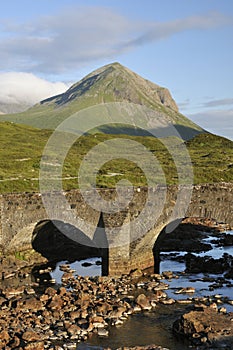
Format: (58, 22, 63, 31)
(0, 122, 232, 193)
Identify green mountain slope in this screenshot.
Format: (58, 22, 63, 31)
(0, 121, 232, 193)
(0, 63, 203, 140)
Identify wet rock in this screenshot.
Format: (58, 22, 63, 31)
(217, 233, 233, 246)
(81, 262, 92, 267)
(176, 299, 193, 305)
(151, 290, 167, 300)
(158, 221, 212, 253)
(109, 306, 126, 319)
(162, 271, 174, 279)
(175, 287, 195, 294)
(173, 306, 233, 346)
(61, 272, 75, 284)
(63, 344, 76, 349)
(59, 264, 70, 271)
(136, 294, 152, 310)
(160, 298, 175, 305)
(185, 252, 233, 274)
(98, 328, 109, 337)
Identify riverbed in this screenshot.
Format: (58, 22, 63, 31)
(0, 226, 233, 349)
(49, 229, 233, 349)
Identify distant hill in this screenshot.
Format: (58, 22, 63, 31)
(0, 62, 204, 140)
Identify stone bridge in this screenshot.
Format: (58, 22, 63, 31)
(0, 183, 232, 275)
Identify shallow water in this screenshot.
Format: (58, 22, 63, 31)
(159, 230, 233, 311)
(77, 230, 233, 349)
(81, 304, 191, 350)
(51, 257, 102, 280)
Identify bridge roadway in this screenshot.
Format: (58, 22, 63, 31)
(0, 183, 232, 275)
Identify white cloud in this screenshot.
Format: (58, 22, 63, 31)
(0, 7, 231, 75)
(0, 72, 69, 111)
(188, 109, 233, 140)
(202, 98, 233, 108)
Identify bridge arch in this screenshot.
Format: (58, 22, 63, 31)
(0, 184, 232, 275)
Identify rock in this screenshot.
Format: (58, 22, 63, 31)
(59, 264, 70, 271)
(4, 286, 25, 298)
(109, 306, 126, 319)
(173, 307, 233, 346)
(133, 305, 142, 312)
(81, 262, 93, 267)
(48, 295, 64, 310)
(24, 341, 44, 350)
(25, 288, 36, 295)
(185, 252, 233, 274)
(63, 344, 76, 349)
(97, 328, 109, 337)
(130, 269, 143, 278)
(136, 294, 152, 310)
(175, 287, 195, 294)
(67, 324, 81, 336)
(70, 310, 81, 320)
(61, 272, 75, 283)
(153, 282, 169, 290)
(0, 296, 6, 306)
(44, 287, 57, 297)
(219, 233, 233, 246)
(160, 298, 175, 305)
(10, 335, 21, 347)
(162, 271, 174, 279)
(0, 330, 10, 343)
(219, 307, 227, 313)
(22, 330, 41, 342)
(176, 299, 193, 304)
(151, 290, 167, 300)
(21, 297, 44, 311)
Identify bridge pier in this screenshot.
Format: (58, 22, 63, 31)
(108, 248, 155, 275)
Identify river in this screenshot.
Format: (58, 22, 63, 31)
(44, 229, 233, 349)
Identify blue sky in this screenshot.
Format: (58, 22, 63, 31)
(0, 0, 233, 139)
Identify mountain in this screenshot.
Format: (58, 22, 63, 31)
(0, 62, 204, 140)
(0, 102, 32, 114)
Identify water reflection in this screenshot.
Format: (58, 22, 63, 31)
(32, 257, 103, 288)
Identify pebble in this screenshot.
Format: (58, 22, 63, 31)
(175, 287, 195, 294)
(160, 298, 175, 305)
(98, 328, 109, 337)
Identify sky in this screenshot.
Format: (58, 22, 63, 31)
(0, 0, 233, 140)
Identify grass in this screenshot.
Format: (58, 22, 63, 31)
(0, 121, 232, 193)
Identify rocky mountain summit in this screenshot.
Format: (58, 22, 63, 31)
(0, 63, 203, 139)
(41, 62, 178, 112)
